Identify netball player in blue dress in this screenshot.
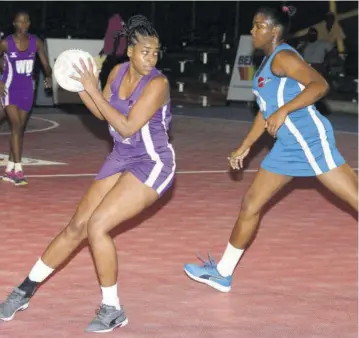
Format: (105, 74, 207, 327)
(184, 6, 358, 292)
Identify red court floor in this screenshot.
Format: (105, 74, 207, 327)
(0, 112, 357, 337)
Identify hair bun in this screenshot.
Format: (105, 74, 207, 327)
(282, 5, 296, 17)
(127, 15, 151, 29)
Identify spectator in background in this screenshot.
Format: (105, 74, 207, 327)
(298, 27, 337, 116)
(97, 14, 127, 89)
(294, 11, 346, 54)
(318, 12, 346, 48)
(301, 27, 335, 75)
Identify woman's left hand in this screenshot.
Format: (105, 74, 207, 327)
(71, 58, 99, 93)
(265, 108, 288, 137)
(44, 77, 52, 89)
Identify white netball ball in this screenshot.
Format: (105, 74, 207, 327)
(54, 49, 98, 92)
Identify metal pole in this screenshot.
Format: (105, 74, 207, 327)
(41, 1, 47, 31)
(234, 1, 240, 43)
(329, 0, 336, 12)
(151, 1, 156, 26)
(191, 1, 196, 43)
(329, 0, 345, 53)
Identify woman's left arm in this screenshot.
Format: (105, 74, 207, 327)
(266, 50, 329, 137)
(73, 58, 169, 139)
(36, 37, 52, 78)
(88, 75, 168, 138)
(272, 50, 329, 113)
(36, 37, 52, 88)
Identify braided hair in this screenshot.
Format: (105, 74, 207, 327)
(255, 5, 296, 40)
(121, 15, 159, 46)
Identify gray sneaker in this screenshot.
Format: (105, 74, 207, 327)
(0, 287, 30, 321)
(86, 304, 128, 333)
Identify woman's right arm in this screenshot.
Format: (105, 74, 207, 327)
(0, 41, 7, 97)
(78, 91, 105, 120)
(78, 64, 121, 120)
(239, 110, 266, 150)
(0, 40, 6, 55)
(228, 111, 266, 170)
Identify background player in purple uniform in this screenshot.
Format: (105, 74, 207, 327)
(0, 15, 175, 333)
(0, 11, 52, 185)
(0, 36, 7, 132)
(0, 52, 5, 125)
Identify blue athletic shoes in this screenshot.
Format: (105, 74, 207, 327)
(184, 253, 232, 292)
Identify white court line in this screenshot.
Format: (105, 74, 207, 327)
(0, 114, 356, 136)
(174, 115, 359, 135)
(0, 116, 59, 135)
(24, 167, 358, 178)
(335, 130, 359, 135)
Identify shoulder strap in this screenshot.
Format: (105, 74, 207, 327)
(131, 68, 164, 98)
(110, 62, 129, 93)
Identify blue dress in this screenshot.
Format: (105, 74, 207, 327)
(253, 43, 345, 176)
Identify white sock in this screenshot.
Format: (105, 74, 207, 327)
(14, 163, 23, 173)
(28, 258, 55, 283)
(217, 243, 245, 277)
(6, 161, 15, 172)
(101, 284, 121, 310)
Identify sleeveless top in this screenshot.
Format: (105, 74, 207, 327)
(2, 34, 37, 90)
(108, 62, 172, 158)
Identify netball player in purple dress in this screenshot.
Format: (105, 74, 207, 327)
(0, 11, 52, 185)
(0, 54, 5, 125)
(0, 15, 175, 333)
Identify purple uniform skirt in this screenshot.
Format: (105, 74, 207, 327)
(96, 145, 176, 197)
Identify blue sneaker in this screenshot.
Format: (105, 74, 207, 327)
(184, 253, 232, 292)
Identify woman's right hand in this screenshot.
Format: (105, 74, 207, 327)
(0, 81, 7, 98)
(228, 146, 250, 170)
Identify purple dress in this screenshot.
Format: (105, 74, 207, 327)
(1, 34, 37, 112)
(96, 62, 176, 197)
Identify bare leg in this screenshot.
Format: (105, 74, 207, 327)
(229, 169, 293, 248)
(41, 173, 122, 269)
(184, 169, 292, 292)
(87, 172, 158, 287)
(84, 172, 158, 332)
(0, 105, 6, 125)
(0, 174, 123, 321)
(316, 163, 358, 211)
(5, 105, 22, 163)
(221, 164, 357, 280)
(16, 109, 29, 164)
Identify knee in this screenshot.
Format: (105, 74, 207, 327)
(10, 120, 23, 134)
(351, 182, 358, 210)
(351, 194, 358, 212)
(87, 214, 107, 242)
(63, 217, 88, 241)
(240, 194, 261, 218)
